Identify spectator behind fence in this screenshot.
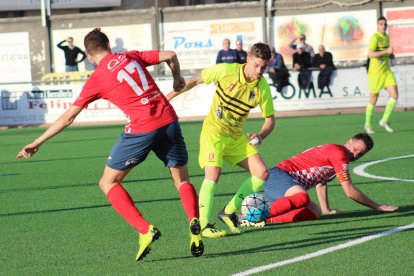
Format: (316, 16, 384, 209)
(57, 37, 87, 72)
(312, 45, 336, 89)
(235, 39, 247, 64)
(216, 38, 239, 64)
(267, 47, 289, 92)
(293, 43, 312, 89)
(289, 33, 315, 58)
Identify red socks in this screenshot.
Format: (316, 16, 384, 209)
(106, 184, 150, 234)
(179, 182, 199, 220)
(266, 207, 317, 223)
(268, 192, 310, 217)
(106, 182, 199, 235)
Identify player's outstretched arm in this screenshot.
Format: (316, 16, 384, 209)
(340, 179, 398, 212)
(315, 183, 339, 214)
(165, 74, 204, 102)
(159, 50, 186, 92)
(16, 106, 83, 160)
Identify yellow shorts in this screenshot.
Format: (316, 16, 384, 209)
(199, 127, 258, 168)
(368, 71, 397, 94)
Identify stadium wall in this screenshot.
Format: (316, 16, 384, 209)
(1, 64, 413, 127)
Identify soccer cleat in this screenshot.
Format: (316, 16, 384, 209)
(201, 223, 227, 238)
(189, 218, 204, 257)
(136, 225, 161, 262)
(379, 120, 394, 132)
(239, 219, 265, 228)
(364, 124, 375, 134)
(218, 208, 241, 234)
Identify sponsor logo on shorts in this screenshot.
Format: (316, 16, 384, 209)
(125, 158, 139, 166)
(208, 153, 215, 160)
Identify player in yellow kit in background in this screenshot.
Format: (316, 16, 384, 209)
(365, 16, 398, 134)
(167, 43, 275, 238)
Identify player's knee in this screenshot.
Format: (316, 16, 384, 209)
(99, 178, 117, 195)
(307, 202, 322, 218)
(255, 167, 269, 181)
(296, 192, 311, 206)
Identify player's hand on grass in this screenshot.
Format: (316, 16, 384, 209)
(376, 204, 398, 212)
(17, 142, 40, 160)
(323, 209, 341, 215)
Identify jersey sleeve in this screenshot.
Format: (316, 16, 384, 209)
(327, 146, 351, 182)
(368, 34, 378, 51)
(125, 50, 160, 67)
(258, 78, 275, 117)
(201, 63, 235, 84)
(73, 74, 101, 108)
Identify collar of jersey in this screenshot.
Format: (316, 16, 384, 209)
(239, 64, 259, 87)
(376, 31, 387, 38)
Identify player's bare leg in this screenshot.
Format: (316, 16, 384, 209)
(169, 165, 204, 257)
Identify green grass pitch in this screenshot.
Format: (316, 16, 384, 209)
(1, 111, 413, 275)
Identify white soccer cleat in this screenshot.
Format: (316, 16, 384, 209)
(364, 124, 375, 134)
(379, 120, 394, 133)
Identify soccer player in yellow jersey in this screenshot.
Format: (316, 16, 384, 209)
(167, 43, 275, 238)
(365, 16, 398, 133)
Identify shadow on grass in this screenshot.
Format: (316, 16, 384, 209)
(0, 191, 237, 217)
(0, 169, 247, 194)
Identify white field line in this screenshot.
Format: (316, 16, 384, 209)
(353, 154, 414, 182)
(232, 222, 414, 276)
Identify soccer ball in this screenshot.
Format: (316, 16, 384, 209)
(241, 193, 270, 223)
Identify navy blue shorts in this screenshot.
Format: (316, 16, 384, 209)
(264, 167, 300, 203)
(107, 121, 188, 171)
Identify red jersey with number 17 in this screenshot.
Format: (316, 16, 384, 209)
(276, 144, 351, 190)
(73, 50, 178, 133)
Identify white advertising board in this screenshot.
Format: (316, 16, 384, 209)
(1, 65, 413, 126)
(162, 17, 263, 70)
(52, 24, 152, 73)
(0, 32, 32, 83)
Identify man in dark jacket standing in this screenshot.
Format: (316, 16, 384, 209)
(57, 37, 87, 72)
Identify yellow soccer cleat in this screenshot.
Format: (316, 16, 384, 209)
(201, 223, 227, 238)
(136, 225, 161, 262)
(218, 208, 241, 234)
(189, 218, 204, 257)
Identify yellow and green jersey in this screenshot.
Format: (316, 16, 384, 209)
(368, 32, 391, 75)
(201, 63, 275, 137)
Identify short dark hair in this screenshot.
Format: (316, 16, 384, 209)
(84, 28, 110, 54)
(248, 43, 271, 61)
(378, 16, 387, 23)
(352, 132, 374, 152)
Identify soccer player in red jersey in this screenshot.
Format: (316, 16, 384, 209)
(239, 133, 398, 227)
(16, 28, 203, 261)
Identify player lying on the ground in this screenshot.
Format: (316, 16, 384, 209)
(240, 133, 398, 227)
